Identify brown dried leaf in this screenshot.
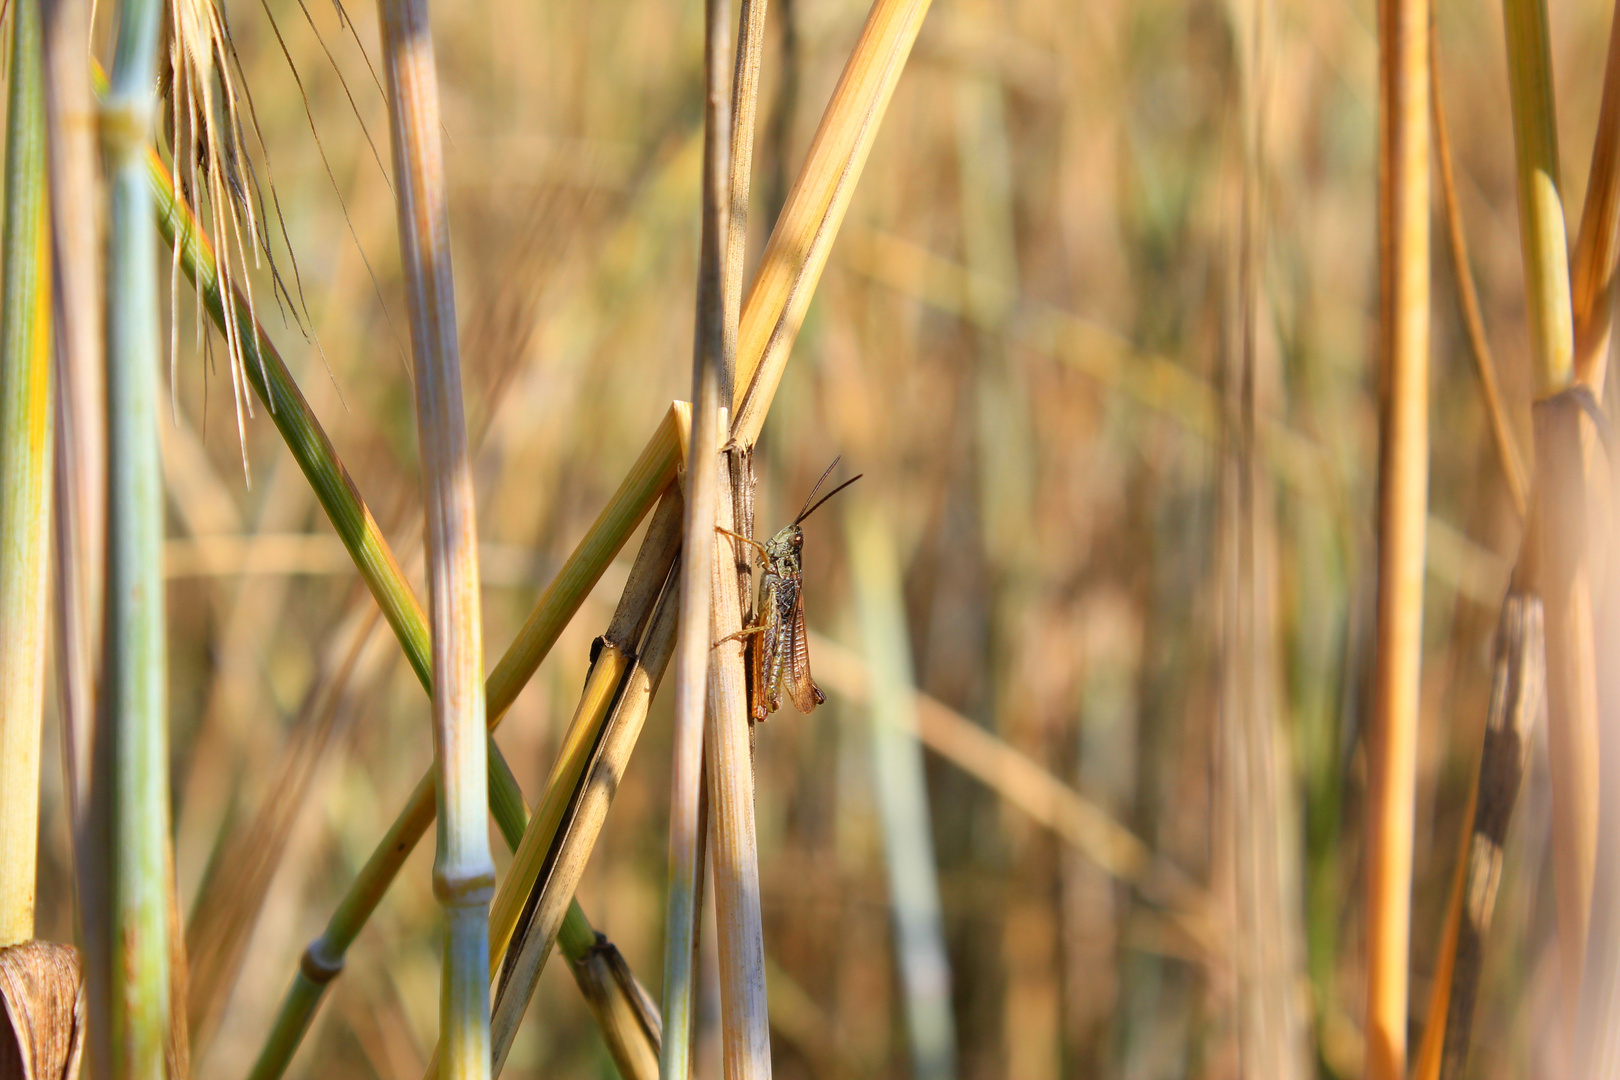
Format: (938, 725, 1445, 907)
(0, 942, 84, 1080)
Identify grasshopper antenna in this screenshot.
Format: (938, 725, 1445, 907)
(795, 457, 842, 521)
(795, 469, 862, 525)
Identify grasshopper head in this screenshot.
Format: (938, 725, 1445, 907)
(764, 523, 803, 565)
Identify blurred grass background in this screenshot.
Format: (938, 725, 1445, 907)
(20, 0, 1606, 1073)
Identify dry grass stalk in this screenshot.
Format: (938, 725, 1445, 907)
(724, 0, 770, 337)
(376, 3, 493, 1077)
(1365, 0, 1430, 1073)
(662, 0, 732, 1065)
(0, 942, 84, 1080)
(1219, 0, 1311, 1069)
(488, 570, 680, 1077)
(569, 934, 662, 1080)
(415, 491, 681, 1080)
(703, 450, 770, 1080)
(729, 0, 934, 448)
(0, 0, 54, 949)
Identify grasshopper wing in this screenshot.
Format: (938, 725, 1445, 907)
(784, 591, 826, 714)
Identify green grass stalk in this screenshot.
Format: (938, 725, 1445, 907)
(92, 0, 171, 1076)
(0, 0, 54, 948)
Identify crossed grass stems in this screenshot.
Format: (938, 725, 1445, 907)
(125, 0, 953, 1074)
(75, 0, 1617, 1072)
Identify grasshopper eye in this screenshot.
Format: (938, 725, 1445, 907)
(791, 533, 802, 547)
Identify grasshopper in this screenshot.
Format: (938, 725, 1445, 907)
(717, 458, 861, 720)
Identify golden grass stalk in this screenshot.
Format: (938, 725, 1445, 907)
(1365, 0, 1429, 1072)
(416, 524, 678, 1078)
(724, 0, 769, 341)
(376, 4, 493, 1077)
(42, 0, 104, 857)
(487, 570, 680, 1078)
(1430, 26, 1529, 517)
(483, 492, 679, 984)
(0, 0, 54, 948)
(844, 499, 956, 1080)
(662, 0, 731, 1069)
(729, 0, 934, 448)
(93, 0, 172, 1074)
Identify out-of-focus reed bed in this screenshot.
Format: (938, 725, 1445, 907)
(12, 0, 1620, 1074)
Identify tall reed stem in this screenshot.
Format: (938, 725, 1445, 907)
(93, 0, 170, 1076)
(377, 4, 493, 1078)
(0, 0, 53, 948)
(662, 0, 730, 1069)
(1366, 0, 1429, 1071)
